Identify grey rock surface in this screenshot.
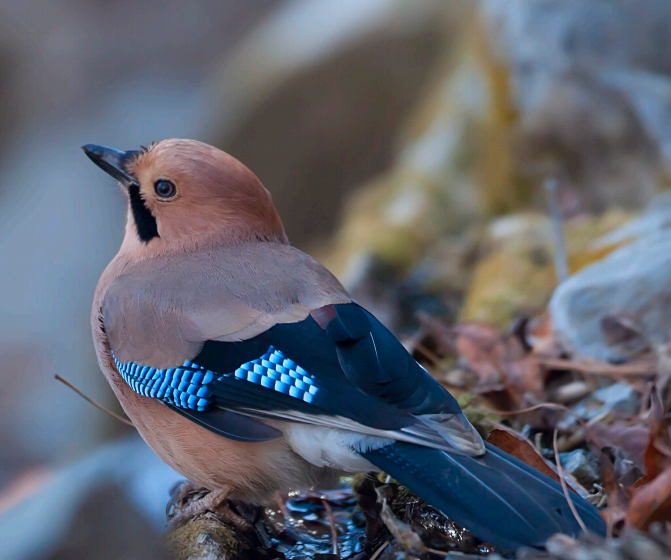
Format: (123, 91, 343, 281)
(550, 197, 671, 361)
(550, 230, 671, 361)
(560, 383, 640, 429)
(484, 0, 671, 210)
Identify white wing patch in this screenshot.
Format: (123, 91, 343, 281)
(282, 424, 391, 471)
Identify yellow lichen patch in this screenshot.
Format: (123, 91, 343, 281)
(461, 236, 556, 327)
(460, 210, 637, 327)
(316, 170, 461, 279)
(563, 209, 636, 274)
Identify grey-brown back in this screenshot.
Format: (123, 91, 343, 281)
(102, 242, 351, 367)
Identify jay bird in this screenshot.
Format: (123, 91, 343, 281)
(83, 139, 605, 551)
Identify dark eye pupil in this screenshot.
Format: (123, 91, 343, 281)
(154, 180, 176, 198)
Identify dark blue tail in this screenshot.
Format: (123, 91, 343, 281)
(362, 441, 606, 552)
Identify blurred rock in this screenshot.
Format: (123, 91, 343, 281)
(596, 191, 671, 248)
(515, 71, 662, 212)
(550, 198, 671, 361)
(559, 449, 600, 489)
(460, 214, 556, 327)
(313, 4, 520, 326)
(559, 384, 639, 430)
(316, 0, 671, 328)
(0, 437, 182, 560)
(485, 0, 671, 211)
(167, 518, 243, 560)
(590, 423, 648, 473)
(207, 0, 471, 247)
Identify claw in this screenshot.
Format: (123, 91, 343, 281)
(167, 486, 248, 531)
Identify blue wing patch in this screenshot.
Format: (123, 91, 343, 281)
(230, 346, 319, 404)
(113, 345, 319, 411)
(113, 355, 215, 411)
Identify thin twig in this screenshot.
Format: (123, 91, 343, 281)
(423, 546, 450, 557)
(369, 541, 389, 560)
(485, 402, 594, 433)
(537, 356, 656, 376)
(274, 492, 293, 525)
(544, 177, 568, 283)
(322, 498, 339, 557)
(54, 374, 134, 427)
(606, 505, 614, 540)
(491, 400, 644, 424)
(553, 428, 587, 534)
(485, 401, 610, 459)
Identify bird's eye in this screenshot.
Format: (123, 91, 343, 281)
(154, 180, 176, 199)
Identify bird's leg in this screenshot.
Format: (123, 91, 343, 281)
(167, 485, 248, 531)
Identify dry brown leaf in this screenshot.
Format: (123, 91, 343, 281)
(415, 312, 457, 358)
(638, 387, 671, 486)
(417, 316, 545, 408)
(453, 323, 502, 386)
(486, 429, 567, 488)
(526, 314, 562, 359)
(626, 465, 671, 530)
(592, 445, 629, 532)
(590, 422, 648, 471)
(504, 351, 543, 403)
(606, 388, 671, 532)
(452, 321, 545, 405)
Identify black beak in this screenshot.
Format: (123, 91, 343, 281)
(82, 144, 140, 185)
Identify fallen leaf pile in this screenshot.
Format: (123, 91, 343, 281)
(408, 306, 671, 549)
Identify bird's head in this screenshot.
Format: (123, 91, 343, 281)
(83, 139, 287, 257)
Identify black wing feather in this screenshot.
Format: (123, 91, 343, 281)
(194, 313, 419, 431)
(166, 404, 283, 442)
(326, 304, 462, 415)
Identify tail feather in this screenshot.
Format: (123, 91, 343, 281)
(362, 441, 606, 552)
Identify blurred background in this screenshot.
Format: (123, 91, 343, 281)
(3, 0, 671, 557)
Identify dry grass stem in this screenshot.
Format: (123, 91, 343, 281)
(369, 542, 389, 560)
(54, 374, 134, 427)
(538, 357, 656, 377)
(553, 428, 588, 534)
(322, 498, 340, 557)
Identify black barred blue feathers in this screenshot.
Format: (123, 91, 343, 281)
(233, 347, 319, 403)
(113, 345, 319, 412)
(113, 354, 215, 410)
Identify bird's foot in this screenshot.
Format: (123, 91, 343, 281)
(167, 481, 205, 512)
(166, 482, 247, 531)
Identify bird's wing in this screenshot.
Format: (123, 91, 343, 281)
(102, 243, 483, 454)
